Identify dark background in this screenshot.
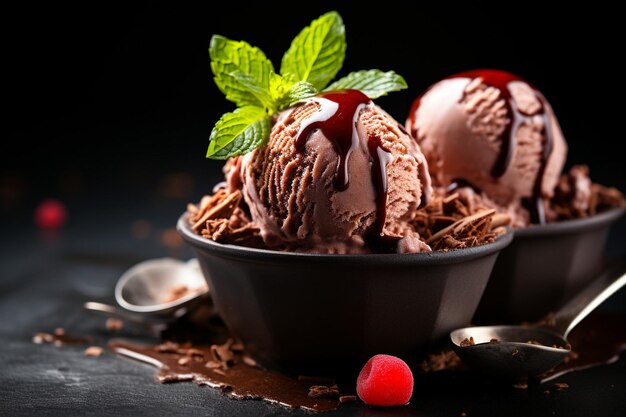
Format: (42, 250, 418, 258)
(3, 1, 625, 228)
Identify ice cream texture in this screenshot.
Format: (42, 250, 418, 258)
(407, 69, 568, 225)
(236, 89, 432, 253)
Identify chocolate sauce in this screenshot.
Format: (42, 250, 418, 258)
(367, 135, 394, 240)
(294, 90, 395, 239)
(295, 90, 371, 191)
(109, 341, 344, 412)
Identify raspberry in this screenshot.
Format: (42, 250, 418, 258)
(35, 199, 67, 231)
(356, 354, 414, 406)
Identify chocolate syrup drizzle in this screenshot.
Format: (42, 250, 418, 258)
(410, 70, 555, 224)
(294, 90, 394, 239)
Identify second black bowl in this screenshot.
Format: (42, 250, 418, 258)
(475, 207, 625, 323)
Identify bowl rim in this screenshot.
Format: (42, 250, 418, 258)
(177, 213, 513, 266)
(514, 206, 625, 238)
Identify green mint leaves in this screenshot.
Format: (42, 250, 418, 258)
(206, 107, 271, 160)
(280, 12, 346, 91)
(209, 36, 274, 109)
(325, 70, 407, 99)
(206, 11, 408, 160)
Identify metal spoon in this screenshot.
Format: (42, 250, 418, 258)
(450, 257, 626, 378)
(84, 258, 209, 323)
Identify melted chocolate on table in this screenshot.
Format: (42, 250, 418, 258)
(294, 90, 395, 240)
(409, 70, 555, 224)
(109, 341, 342, 412)
(105, 303, 626, 413)
(107, 305, 348, 412)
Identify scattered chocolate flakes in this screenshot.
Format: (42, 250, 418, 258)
(512, 348, 520, 357)
(554, 382, 569, 391)
(547, 165, 626, 222)
(242, 355, 257, 367)
(32, 332, 54, 344)
(32, 331, 93, 346)
(187, 190, 262, 247)
(205, 361, 221, 369)
(162, 285, 191, 303)
(212, 368, 227, 376)
(84, 346, 103, 357)
(490, 338, 499, 343)
(308, 384, 340, 399)
(512, 381, 528, 389)
(413, 189, 510, 250)
(178, 357, 191, 366)
(460, 337, 475, 347)
(339, 395, 357, 404)
(210, 339, 236, 369)
(106, 318, 124, 331)
(419, 350, 463, 373)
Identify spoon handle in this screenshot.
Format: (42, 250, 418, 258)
(553, 256, 626, 338)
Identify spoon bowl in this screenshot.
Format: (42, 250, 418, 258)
(451, 326, 569, 378)
(451, 257, 626, 378)
(114, 258, 208, 317)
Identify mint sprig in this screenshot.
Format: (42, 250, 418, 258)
(325, 70, 407, 99)
(206, 12, 408, 160)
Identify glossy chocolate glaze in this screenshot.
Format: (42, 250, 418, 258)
(295, 90, 395, 239)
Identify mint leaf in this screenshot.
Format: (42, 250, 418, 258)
(206, 106, 271, 160)
(280, 11, 346, 91)
(231, 71, 275, 112)
(269, 72, 294, 104)
(325, 70, 408, 99)
(269, 74, 317, 110)
(209, 35, 274, 108)
(283, 81, 317, 107)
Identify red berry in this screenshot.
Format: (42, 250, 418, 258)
(356, 354, 414, 406)
(35, 199, 67, 231)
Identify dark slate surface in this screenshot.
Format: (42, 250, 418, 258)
(1, 201, 625, 417)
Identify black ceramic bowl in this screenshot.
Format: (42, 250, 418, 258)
(178, 214, 513, 373)
(475, 207, 625, 324)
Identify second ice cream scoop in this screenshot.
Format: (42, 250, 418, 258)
(407, 69, 567, 225)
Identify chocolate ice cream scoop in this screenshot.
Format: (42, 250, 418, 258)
(238, 89, 432, 253)
(407, 69, 567, 225)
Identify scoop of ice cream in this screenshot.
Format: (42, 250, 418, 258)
(406, 69, 567, 225)
(239, 89, 432, 253)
